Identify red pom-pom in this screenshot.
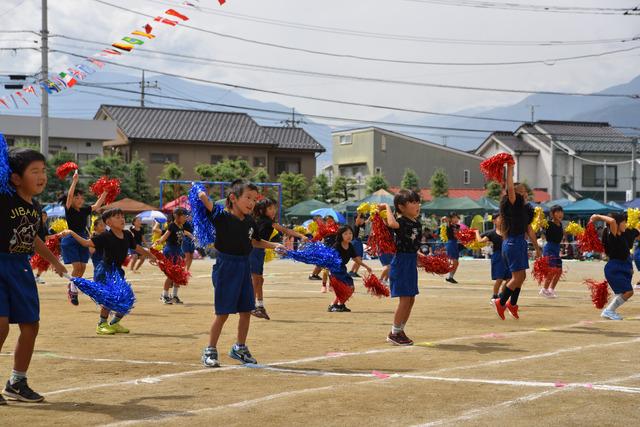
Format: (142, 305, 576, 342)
(418, 251, 454, 275)
(532, 256, 562, 285)
(56, 162, 78, 180)
(577, 222, 604, 254)
(121, 255, 132, 267)
(363, 273, 390, 298)
(313, 219, 339, 242)
(90, 176, 121, 205)
(30, 235, 61, 273)
(329, 275, 354, 304)
(150, 248, 190, 286)
(480, 153, 514, 184)
(366, 214, 396, 257)
(455, 228, 477, 245)
(584, 279, 610, 309)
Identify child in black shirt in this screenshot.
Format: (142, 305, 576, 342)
(348, 213, 367, 278)
(541, 205, 565, 298)
(383, 189, 422, 346)
(593, 213, 638, 320)
(328, 225, 372, 313)
(60, 170, 107, 306)
(475, 213, 511, 300)
(197, 179, 284, 368)
(64, 208, 156, 335)
(157, 207, 193, 304)
(1, 148, 67, 403)
(442, 212, 461, 284)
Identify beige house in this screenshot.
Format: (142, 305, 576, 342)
(331, 127, 484, 199)
(94, 105, 325, 184)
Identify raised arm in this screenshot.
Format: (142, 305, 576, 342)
(198, 191, 214, 212)
(591, 214, 618, 236)
(66, 170, 79, 209)
(506, 163, 516, 205)
(91, 191, 108, 211)
(381, 204, 399, 229)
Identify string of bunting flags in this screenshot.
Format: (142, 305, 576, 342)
(0, 0, 227, 110)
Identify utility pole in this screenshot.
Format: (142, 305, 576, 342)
(282, 108, 305, 128)
(40, 0, 49, 157)
(527, 104, 540, 123)
(139, 70, 159, 108)
(441, 136, 448, 147)
(632, 138, 638, 200)
(603, 159, 608, 204)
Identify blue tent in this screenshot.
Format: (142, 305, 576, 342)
(563, 198, 623, 217)
(477, 197, 499, 212)
(625, 198, 640, 209)
(358, 189, 395, 206)
(608, 201, 626, 210)
(543, 198, 573, 209)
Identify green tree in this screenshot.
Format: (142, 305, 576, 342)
(158, 162, 184, 202)
(124, 157, 153, 203)
(331, 175, 357, 202)
(84, 154, 129, 180)
(194, 159, 254, 183)
(429, 168, 449, 198)
(401, 168, 420, 192)
(310, 173, 331, 203)
(43, 151, 76, 203)
(252, 167, 269, 183)
(485, 181, 503, 201)
(365, 173, 389, 195)
(278, 172, 308, 208)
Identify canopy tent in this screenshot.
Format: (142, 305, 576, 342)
(162, 195, 189, 212)
(421, 197, 486, 216)
(625, 198, 640, 209)
(563, 198, 624, 217)
(100, 198, 158, 215)
(310, 208, 346, 224)
(477, 197, 499, 212)
(608, 201, 626, 210)
(358, 189, 395, 206)
(333, 200, 360, 214)
(285, 199, 331, 222)
(543, 198, 573, 209)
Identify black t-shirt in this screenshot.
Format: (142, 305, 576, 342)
(481, 229, 503, 253)
(394, 216, 422, 253)
(183, 221, 193, 233)
(209, 209, 260, 256)
(255, 216, 275, 241)
(334, 242, 357, 267)
(92, 229, 137, 267)
(65, 205, 92, 235)
(0, 193, 41, 255)
(167, 223, 184, 247)
(500, 194, 533, 237)
(129, 226, 144, 246)
(545, 222, 563, 244)
(37, 218, 50, 241)
(353, 223, 366, 241)
(446, 224, 460, 241)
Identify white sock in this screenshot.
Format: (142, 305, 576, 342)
(448, 273, 454, 279)
(256, 300, 264, 308)
(162, 290, 169, 298)
(10, 370, 26, 385)
(606, 294, 627, 312)
(391, 324, 403, 334)
(69, 282, 78, 293)
(172, 287, 179, 297)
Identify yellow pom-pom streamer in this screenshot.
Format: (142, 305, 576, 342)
(565, 221, 584, 237)
(628, 208, 640, 230)
(307, 221, 318, 234)
(531, 206, 549, 233)
(440, 223, 448, 243)
(89, 215, 98, 235)
(294, 225, 307, 235)
(264, 249, 276, 263)
(50, 218, 68, 234)
(466, 240, 488, 251)
(357, 202, 373, 216)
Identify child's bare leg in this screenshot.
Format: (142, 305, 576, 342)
(0, 317, 9, 352)
(252, 274, 264, 302)
(208, 314, 229, 348)
(14, 322, 39, 373)
(237, 312, 251, 345)
(493, 280, 503, 296)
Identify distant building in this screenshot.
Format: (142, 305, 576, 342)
(331, 127, 484, 199)
(388, 186, 550, 204)
(94, 105, 325, 184)
(475, 121, 638, 202)
(0, 114, 116, 165)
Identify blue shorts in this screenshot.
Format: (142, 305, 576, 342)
(634, 249, 640, 271)
(163, 245, 184, 262)
(502, 235, 529, 273)
(211, 252, 255, 315)
(390, 252, 419, 298)
(446, 240, 460, 260)
(605, 258, 633, 294)
(61, 234, 90, 264)
(352, 239, 364, 258)
(0, 254, 39, 324)
(490, 251, 512, 281)
(94, 263, 125, 285)
(249, 248, 266, 275)
(182, 236, 195, 254)
(543, 242, 562, 268)
(331, 267, 355, 288)
(379, 253, 394, 267)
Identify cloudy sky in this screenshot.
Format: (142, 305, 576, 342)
(0, 0, 639, 124)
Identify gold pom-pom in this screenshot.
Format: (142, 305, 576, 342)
(294, 225, 307, 235)
(357, 202, 372, 216)
(440, 223, 448, 243)
(264, 248, 276, 263)
(466, 240, 488, 251)
(628, 208, 640, 230)
(50, 218, 68, 234)
(531, 206, 549, 233)
(307, 221, 318, 234)
(565, 221, 584, 237)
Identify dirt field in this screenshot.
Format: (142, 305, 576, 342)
(2, 257, 640, 426)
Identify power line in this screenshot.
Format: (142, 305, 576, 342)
(402, 0, 639, 15)
(50, 33, 640, 67)
(138, 0, 640, 45)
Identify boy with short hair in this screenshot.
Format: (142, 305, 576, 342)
(1, 148, 67, 404)
(64, 208, 157, 334)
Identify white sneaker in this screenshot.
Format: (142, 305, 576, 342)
(549, 290, 558, 298)
(35, 276, 45, 284)
(539, 288, 549, 297)
(202, 347, 220, 367)
(601, 309, 623, 321)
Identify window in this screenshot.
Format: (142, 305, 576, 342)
(211, 155, 223, 164)
(339, 135, 352, 145)
(150, 153, 179, 164)
(381, 136, 387, 152)
(582, 164, 617, 187)
(253, 157, 266, 168)
(77, 153, 98, 166)
(6, 138, 15, 146)
(276, 158, 301, 175)
(463, 170, 471, 185)
(85, 142, 92, 147)
(375, 167, 382, 175)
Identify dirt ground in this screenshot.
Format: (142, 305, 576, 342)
(1, 257, 640, 426)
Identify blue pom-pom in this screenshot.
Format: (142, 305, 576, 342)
(72, 268, 136, 314)
(284, 242, 342, 272)
(188, 183, 220, 247)
(0, 132, 14, 195)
